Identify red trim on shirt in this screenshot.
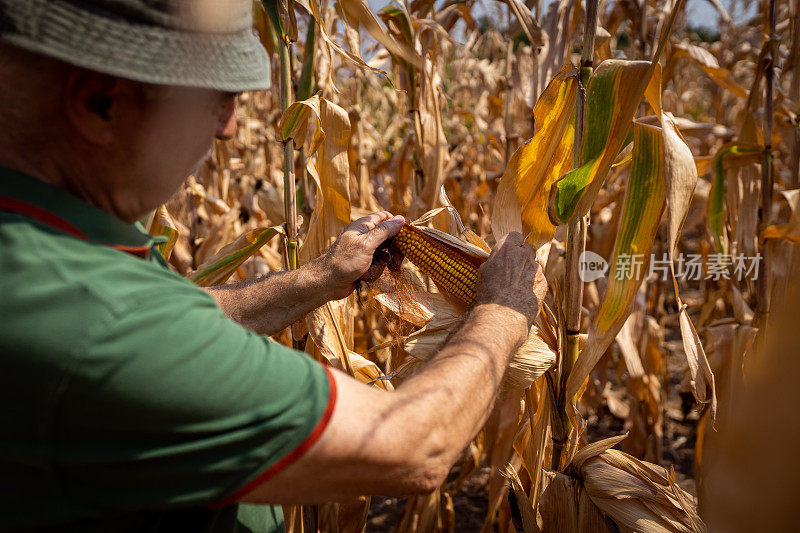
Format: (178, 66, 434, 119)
(0, 196, 88, 240)
(111, 244, 152, 259)
(209, 366, 339, 508)
(0, 196, 152, 259)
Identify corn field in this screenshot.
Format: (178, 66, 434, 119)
(148, 0, 800, 530)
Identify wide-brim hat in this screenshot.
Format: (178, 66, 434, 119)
(0, 0, 271, 92)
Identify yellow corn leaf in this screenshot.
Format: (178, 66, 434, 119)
(190, 226, 284, 287)
(565, 123, 666, 401)
(762, 221, 800, 242)
(594, 27, 613, 61)
(147, 206, 178, 261)
(552, 61, 658, 224)
(492, 65, 577, 247)
(694, 155, 713, 177)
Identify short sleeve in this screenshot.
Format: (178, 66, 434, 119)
(53, 284, 335, 511)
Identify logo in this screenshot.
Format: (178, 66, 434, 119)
(579, 250, 609, 282)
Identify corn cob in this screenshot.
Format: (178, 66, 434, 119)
(390, 224, 485, 306)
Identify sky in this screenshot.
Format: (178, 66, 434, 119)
(366, 0, 759, 32)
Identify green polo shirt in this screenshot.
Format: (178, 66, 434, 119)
(0, 168, 335, 532)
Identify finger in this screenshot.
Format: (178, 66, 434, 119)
(494, 231, 523, 252)
(364, 215, 405, 249)
(529, 264, 546, 295)
(505, 231, 524, 245)
(348, 211, 392, 234)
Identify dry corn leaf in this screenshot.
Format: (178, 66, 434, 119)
(671, 41, 748, 99)
(299, 0, 399, 88)
(194, 207, 242, 267)
(707, 143, 762, 252)
(502, 464, 539, 533)
(285, 97, 352, 263)
(345, 351, 394, 391)
(658, 109, 717, 417)
(581, 449, 704, 533)
(337, 0, 422, 70)
(498, 0, 544, 47)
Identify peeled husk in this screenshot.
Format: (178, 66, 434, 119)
(532, 435, 705, 532)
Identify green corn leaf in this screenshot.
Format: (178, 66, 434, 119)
(707, 143, 762, 252)
(552, 60, 657, 224)
(297, 17, 317, 101)
(280, 95, 325, 155)
(566, 122, 667, 401)
(190, 226, 284, 287)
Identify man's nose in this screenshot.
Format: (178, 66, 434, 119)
(215, 99, 237, 141)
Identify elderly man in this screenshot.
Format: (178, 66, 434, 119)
(0, 1, 546, 531)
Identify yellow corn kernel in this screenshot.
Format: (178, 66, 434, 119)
(392, 225, 484, 306)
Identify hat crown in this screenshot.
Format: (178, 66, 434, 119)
(0, 0, 271, 91)
(80, 0, 253, 33)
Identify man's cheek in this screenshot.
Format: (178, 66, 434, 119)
(189, 142, 215, 175)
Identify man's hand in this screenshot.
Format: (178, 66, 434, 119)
(317, 211, 405, 300)
(242, 231, 551, 506)
(474, 232, 547, 344)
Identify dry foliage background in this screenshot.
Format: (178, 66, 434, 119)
(150, 0, 800, 531)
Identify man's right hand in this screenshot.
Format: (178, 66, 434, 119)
(474, 232, 547, 343)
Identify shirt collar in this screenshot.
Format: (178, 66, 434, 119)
(0, 166, 164, 250)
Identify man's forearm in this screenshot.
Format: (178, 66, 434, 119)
(204, 257, 333, 336)
(391, 304, 527, 470)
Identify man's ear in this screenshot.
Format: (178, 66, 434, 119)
(63, 68, 119, 145)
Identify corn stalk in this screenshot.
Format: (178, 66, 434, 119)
(298, 16, 317, 217)
(552, 0, 598, 471)
(504, 6, 516, 165)
(265, 0, 300, 271)
(755, 0, 777, 335)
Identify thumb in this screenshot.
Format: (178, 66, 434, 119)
(364, 215, 405, 249)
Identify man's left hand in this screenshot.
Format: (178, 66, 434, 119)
(316, 211, 405, 300)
